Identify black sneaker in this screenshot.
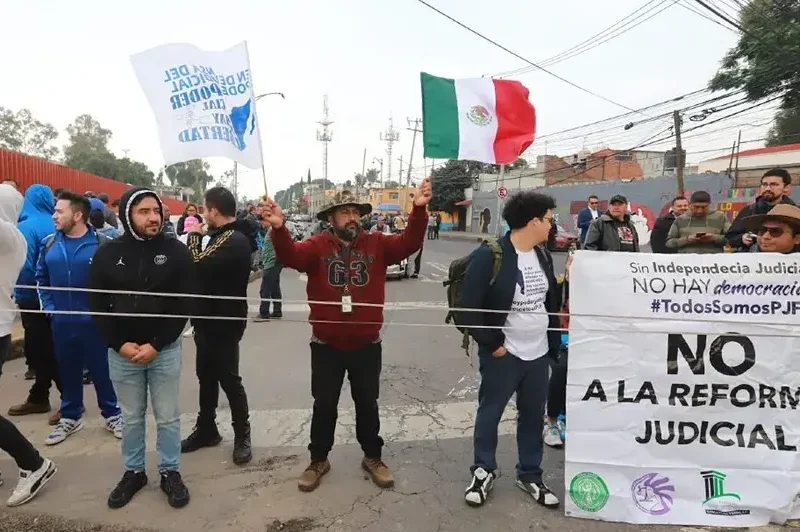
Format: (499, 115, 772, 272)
(270, 312, 283, 320)
(160, 470, 190, 508)
(180, 426, 222, 453)
(515, 479, 560, 508)
(232, 428, 253, 465)
(108, 471, 148, 509)
(24, 369, 35, 381)
(464, 467, 495, 507)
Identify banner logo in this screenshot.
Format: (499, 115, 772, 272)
(700, 470, 750, 516)
(569, 472, 609, 513)
(631, 473, 675, 515)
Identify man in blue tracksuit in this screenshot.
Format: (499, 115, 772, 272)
(9, 185, 62, 422)
(36, 191, 122, 446)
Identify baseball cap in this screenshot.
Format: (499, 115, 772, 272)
(609, 194, 628, 205)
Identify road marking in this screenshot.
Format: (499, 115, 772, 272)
(15, 400, 510, 460)
(427, 262, 450, 274)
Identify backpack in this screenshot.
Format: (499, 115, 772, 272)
(443, 239, 503, 353)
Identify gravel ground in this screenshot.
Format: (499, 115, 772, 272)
(0, 511, 159, 532)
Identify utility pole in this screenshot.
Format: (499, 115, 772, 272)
(359, 148, 366, 195)
(673, 110, 685, 196)
(496, 165, 506, 238)
(233, 161, 238, 206)
(406, 117, 422, 190)
(733, 129, 742, 188)
(372, 157, 384, 188)
(316, 94, 333, 195)
(380, 117, 399, 190)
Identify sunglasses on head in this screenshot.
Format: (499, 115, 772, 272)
(758, 226, 786, 237)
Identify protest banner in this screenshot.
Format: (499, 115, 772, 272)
(131, 42, 263, 169)
(565, 251, 800, 527)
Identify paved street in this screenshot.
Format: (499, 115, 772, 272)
(0, 239, 785, 532)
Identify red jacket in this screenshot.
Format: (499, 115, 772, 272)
(271, 205, 427, 350)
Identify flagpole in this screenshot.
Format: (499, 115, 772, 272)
(243, 41, 270, 198)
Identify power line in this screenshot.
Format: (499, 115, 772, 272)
(493, 0, 679, 78)
(677, 0, 738, 31)
(414, 0, 645, 114)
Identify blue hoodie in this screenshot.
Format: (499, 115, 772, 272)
(14, 185, 55, 303)
(36, 226, 104, 323)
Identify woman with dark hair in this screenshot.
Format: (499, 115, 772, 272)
(176, 203, 202, 236)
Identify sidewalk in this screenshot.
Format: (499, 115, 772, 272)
(437, 230, 487, 243)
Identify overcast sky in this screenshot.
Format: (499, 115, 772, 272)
(1, 0, 775, 198)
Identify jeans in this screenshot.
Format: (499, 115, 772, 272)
(472, 350, 550, 483)
(51, 319, 119, 421)
(547, 348, 567, 419)
(258, 265, 283, 317)
(309, 341, 383, 461)
(194, 326, 250, 434)
(18, 299, 61, 405)
(0, 335, 44, 472)
(108, 340, 182, 472)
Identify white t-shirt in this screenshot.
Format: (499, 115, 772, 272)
(502, 248, 550, 361)
(590, 208, 599, 220)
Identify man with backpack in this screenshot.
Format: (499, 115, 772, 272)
(454, 191, 561, 509)
(261, 180, 431, 493)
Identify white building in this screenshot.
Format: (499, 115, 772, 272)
(698, 143, 800, 187)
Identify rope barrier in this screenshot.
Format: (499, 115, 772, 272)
(11, 284, 789, 327)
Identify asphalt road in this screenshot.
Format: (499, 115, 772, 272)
(0, 239, 781, 532)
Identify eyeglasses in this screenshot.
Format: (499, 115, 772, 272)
(758, 226, 786, 237)
(760, 182, 784, 189)
(588, 202, 598, 206)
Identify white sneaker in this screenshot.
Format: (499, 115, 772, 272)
(183, 326, 194, 338)
(7, 458, 57, 507)
(543, 419, 563, 448)
(45, 418, 84, 446)
(464, 467, 495, 507)
(105, 414, 123, 439)
(516, 479, 560, 508)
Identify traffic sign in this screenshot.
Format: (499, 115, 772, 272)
(497, 186, 508, 199)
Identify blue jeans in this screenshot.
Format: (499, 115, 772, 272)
(472, 350, 550, 482)
(108, 340, 182, 472)
(51, 319, 120, 421)
(259, 265, 282, 317)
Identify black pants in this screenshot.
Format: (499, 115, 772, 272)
(427, 226, 435, 239)
(258, 265, 282, 317)
(0, 335, 44, 472)
(413, 246, 423, 275)
(309, 342, 383, 461)
(194, 325, 250, 434)
(18, 300, 60, 405)
(546, 348, 567, 418)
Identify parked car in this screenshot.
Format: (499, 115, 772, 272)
(549, 224, 579, 251)
(385, 228, 411, 279)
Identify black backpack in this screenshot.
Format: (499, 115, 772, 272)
(443, 239, 503, 353)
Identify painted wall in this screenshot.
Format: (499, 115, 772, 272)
(468, 172, 800, 246)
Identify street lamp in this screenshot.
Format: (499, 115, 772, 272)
(232, 92, 286, 202)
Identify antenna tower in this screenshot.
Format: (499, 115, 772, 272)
(316, 94, 334, 189)
(380, 117, 400, 185)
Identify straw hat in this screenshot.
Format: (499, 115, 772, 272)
(316, 190, 372, 221)
(742, 203, 800, 231)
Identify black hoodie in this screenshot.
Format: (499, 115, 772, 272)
(726, 195, 797, 250)
(186, 216, 253, 338)
(89, 187, 195, 352)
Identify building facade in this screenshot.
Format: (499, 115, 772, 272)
(698, 143, 800, 187)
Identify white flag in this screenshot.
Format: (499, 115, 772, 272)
(131, 41, 263, 169)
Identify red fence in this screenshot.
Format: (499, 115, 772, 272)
(0, 149, 188, 214)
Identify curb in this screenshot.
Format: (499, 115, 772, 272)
(437, 232, 486, 243)
(6, 271, 264, 363)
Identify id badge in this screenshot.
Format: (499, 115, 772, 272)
(341, 294, 353, 314)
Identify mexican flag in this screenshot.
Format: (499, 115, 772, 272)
(420, 73, 536, 165)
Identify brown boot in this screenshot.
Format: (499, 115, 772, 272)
(297, 460, 330, 492)
(361, 458, 394, 489)
(8, 402, 50, 416)
(48, 410, 61, 426)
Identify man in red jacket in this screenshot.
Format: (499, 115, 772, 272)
(262, 179, 431, 492)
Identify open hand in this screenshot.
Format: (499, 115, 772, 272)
(261, 198, 285, 228)
(412, 178, 432, 207)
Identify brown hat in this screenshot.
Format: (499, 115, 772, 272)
(316, 190, 372, 221)
(742, 203, 800, 231)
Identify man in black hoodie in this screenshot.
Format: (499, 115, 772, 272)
(89, 187, 194, 510)
(180, 186, 254, 465)
(727, 167, 796, 251)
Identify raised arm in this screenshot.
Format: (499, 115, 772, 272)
(262, 199, 318, 272)
(382, 205, 427, 265)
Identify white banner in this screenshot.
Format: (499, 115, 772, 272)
(565, 251, 800, 527)
(131, 41, 263, 169)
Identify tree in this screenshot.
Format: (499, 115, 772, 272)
(384, 180, 402, 189)
(164, 160, 214, 200)
(343, 179, 353, 188)
(0, 107, 59, 160)
(710, 1, 800, 137)
(113, 157, 155, 188)
(365, 168, 380, 184)
(429, 160, 483, 212)
(767, 106, 800, 146)
(354, 173, 367, 189)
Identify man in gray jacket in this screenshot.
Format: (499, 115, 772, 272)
(583, 195, 640, 252)
(666, 190, 729, 254)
